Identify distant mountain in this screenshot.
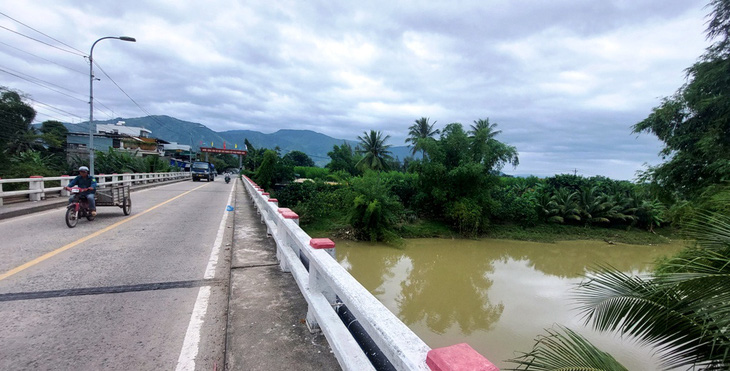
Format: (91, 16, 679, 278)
(44, 115, 417, 167)
(220, 129, 356, 164)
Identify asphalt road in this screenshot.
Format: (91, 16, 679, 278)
(0, 179, 235, 370)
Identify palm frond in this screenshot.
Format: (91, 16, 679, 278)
(505, 326, 627, 371)
(574, 265, 730, 369)
(683, 211, 730, 250)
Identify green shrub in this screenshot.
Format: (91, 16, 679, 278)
(445, 198, 482, 237)
(293, 166, 329, 180)
(347, 172, 403, 242)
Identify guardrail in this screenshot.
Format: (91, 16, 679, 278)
(241, 175, 498, 371)
(0, 172, 190, 206)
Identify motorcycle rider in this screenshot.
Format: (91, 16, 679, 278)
(65, 166, 97, 216)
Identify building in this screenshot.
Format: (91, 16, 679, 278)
(96, 121, 152, 137)
(66, 121, 168, 162)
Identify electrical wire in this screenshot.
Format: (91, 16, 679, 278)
(0, 25, 86, 57)
(0, 66, 83, 101)
(0, 64, 87, 101)
(24, 96, 85, 120)
(93, 61, 179, 134)
(0, 11, 87, 56)
(0, 40, 87, 75)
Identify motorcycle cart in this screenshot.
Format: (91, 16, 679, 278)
(95, 184, 132, 215)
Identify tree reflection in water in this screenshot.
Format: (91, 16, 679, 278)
(335, 238, 682, 354)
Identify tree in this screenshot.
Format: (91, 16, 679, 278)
(469, 118, 519, 171)
(0, 87, 36, 148)
(243, 139, 263, 171)
(326, 142, 359, 175)
(255, 150, 277, 189)
(405, 117, 439, 156)
(469, 118, 501, 139)
(633, 0, 730, 200)
(40, 120, 69, 170)
(355, 130, 393, 172)
(282, 150, 315, 167)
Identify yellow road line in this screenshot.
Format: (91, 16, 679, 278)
(0, 183, 210, 282)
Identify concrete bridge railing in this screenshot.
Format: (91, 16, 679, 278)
(0, 172, 190, 206)
(242, 175, 499, 371)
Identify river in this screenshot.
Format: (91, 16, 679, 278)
(335, 238, 684, 370)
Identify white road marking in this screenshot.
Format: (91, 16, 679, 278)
(175, 181, 236, 371)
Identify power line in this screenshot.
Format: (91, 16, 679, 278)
(0, 25, 86, 57)
(0, 65, 116, 120)
(0, 64, 86, 100)
(0, 66, 87, 103)
(0, 11, 86, 55)
(0, 40, 87, 75)
(24, 96, 84, 120)
(93, 61, 177, 133)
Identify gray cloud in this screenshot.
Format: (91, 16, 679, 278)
(0, 0, 711, 180)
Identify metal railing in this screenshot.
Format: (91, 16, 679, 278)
(0, 172, 190, 206)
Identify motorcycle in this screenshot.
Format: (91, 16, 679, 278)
(65, 187, 94, 228)
(225, 173, 231, 184)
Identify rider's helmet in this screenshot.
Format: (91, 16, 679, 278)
(79, 166, 89, 172)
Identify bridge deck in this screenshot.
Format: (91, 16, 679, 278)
(0, 180, 340, 370)
(226, 182, 339, 370)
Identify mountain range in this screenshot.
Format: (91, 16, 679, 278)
(51, 115, 417, 166)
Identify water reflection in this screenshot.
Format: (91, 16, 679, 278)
(336, 238, 683, 369)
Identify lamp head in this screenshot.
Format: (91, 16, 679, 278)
(119, 36, 136, 42)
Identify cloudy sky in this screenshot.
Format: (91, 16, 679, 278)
(0, 1, 712, 179)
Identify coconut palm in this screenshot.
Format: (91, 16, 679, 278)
(469, 118, 519, 169)
(355, 130, 393, 172)
(469, 118, 501, 139)
(507, 210, 730, 371)
(405, 117, 439, 157)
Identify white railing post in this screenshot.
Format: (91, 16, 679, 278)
(60, 175, 71, 197)
(306, 239, 338, 331)
(29, 176, 43, 201)
(275, 217, 290, 272)
(0, 178, 4, 206)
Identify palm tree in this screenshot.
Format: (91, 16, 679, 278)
(469, 118, 519, 169)
(405, 117, 439, 157)
(507, 210, 730, 370)
(469, 118, 501, 139)
(548, 188, 581, 223)
(355, 130, 393, 172)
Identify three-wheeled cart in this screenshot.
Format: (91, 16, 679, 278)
(95, 184, 132, 215)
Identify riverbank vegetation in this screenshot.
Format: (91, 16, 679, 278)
(250, 119, 676, 245)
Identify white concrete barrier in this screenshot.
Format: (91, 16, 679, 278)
(241, 176, 499, 371)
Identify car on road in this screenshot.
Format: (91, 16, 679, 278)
(191, 161, 216, 181)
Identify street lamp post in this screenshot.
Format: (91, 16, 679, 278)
(89, 36, 136, 176)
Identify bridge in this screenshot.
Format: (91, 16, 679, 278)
(0, 174, 497, 370)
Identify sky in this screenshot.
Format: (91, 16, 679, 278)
(0, 0, 713, 180)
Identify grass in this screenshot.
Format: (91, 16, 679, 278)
(301, 213, 676, 245)
(485, 223, 676, 245)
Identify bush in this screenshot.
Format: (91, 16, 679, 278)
(293, 166, 330, 180)
(445, 198, 483, 237)
(347, 172, 403, 242)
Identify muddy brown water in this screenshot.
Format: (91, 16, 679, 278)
(335, 238, 684, 370)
